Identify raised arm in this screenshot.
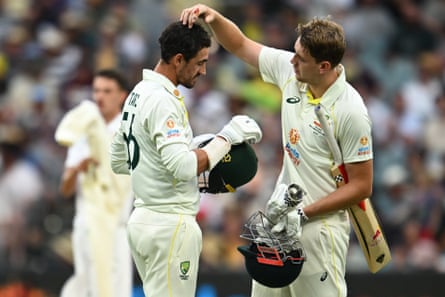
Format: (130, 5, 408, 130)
(180, 3, 263, 68)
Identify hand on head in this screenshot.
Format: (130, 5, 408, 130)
(180, 4, 215, 28)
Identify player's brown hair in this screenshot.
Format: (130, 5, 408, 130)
(95, 69, 131, 93)
(296, 17, 346, 67)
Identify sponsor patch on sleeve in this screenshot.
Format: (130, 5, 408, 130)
(357, 136, 370, 156)
(165, 118, 181, 138)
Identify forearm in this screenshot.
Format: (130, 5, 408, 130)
(110, 132, 130, 175)
(181, 4, 262, 67)
(206, 10, 247, 57)
(305, 159, 373, 218)
(304, 181, 372, 218)
(194, 149, 210, 174)
(60, 167, 78, 198)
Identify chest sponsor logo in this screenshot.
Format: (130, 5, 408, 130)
(289, 128, 300, 145)
(286, 96, 301, 104)
(285, 142, 300, 166)
(309, 120, 324, 136)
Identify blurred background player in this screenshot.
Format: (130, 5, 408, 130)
(110, 21, 262, 297)
(56, 69, 133, 297)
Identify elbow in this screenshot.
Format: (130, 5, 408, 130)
(110, 160, 130, 175)
(358, 182, 373, 201)
(59, 183, 74, 199)
(172, 163, 196, 182)
(165, 151, 197, 182)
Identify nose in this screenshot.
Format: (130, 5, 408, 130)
(200, 65, 206, 75)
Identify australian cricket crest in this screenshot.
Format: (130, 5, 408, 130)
(180, 261, 190, 280)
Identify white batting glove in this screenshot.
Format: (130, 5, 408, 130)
(265, 184, 289, 224)
(266, 183, 305, 224)
(217, 115, 262, 145)
(271, 207, 308, 240)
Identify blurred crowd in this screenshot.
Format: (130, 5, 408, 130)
(0, 0, 445, 296)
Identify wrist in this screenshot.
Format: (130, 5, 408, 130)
(201, 136, 231, 170)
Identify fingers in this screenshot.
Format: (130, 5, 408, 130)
(180, 5, 203, 28)
(271, 220, 286, 234)
(78, 157, 99, 171)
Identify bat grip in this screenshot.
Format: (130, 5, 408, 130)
(272, 184, 305, 223)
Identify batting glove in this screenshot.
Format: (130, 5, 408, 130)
(271, 207, 308, 240)
(217, 115, 262, 145)
(265, 184, 289, 224)
(266, 183, 305, 224)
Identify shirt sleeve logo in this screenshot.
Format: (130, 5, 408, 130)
(360, 136, 368, 146)
(357, 136, 370, 156)
(165, 118, 181, 138)
(166, 119, 175, 128)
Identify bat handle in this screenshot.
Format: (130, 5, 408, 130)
(286, 183, 305, 206)
(274, 184, 306, 221)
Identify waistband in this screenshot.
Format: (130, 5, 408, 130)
(129, 206, 197, 225)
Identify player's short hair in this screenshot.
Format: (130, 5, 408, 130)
(94, 69, 131, 93)
(296, 17, 345, 67)
(158, 21, 211, 63)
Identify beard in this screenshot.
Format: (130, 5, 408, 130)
(179, 74, 199, 89)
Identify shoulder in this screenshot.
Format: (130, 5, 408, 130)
(339, 84, 368, 111)
(259, 46, 293, 63)
(333, 85, 371, 127)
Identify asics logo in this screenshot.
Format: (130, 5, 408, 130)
(286, 97, 301, 104)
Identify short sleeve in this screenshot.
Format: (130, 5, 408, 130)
(259, 46, 295, 89)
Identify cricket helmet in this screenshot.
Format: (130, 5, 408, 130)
(196, 135, 258, 194)
(237, 211, 305, 288)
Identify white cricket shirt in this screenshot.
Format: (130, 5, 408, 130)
(111, 69, 200, 215)
(259, 46, 373, 206)
(65, 112, 131, 226)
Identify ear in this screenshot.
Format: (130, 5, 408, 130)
(119, 90, 128, 103)
(172, 53, 184, 67)
(319, 61, 332, 74)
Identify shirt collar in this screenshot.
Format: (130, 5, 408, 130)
(142, 69, 183, 100)
(303, 64, 347, 108)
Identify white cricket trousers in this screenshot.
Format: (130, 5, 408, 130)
(251, 211, 350, 297)
(60, 217, 132, 297)
(127, 207, 202, 297)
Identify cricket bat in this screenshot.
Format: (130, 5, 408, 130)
(315, 104, 391, 273)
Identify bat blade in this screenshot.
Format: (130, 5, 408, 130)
(331, 165, 391, 273)
(348, 199, 392, 273)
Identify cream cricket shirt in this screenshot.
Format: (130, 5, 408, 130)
(259, 47, 373, 206)
(111, 69, 200, 215)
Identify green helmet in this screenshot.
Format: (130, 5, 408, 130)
(197, 136, 258, 194)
